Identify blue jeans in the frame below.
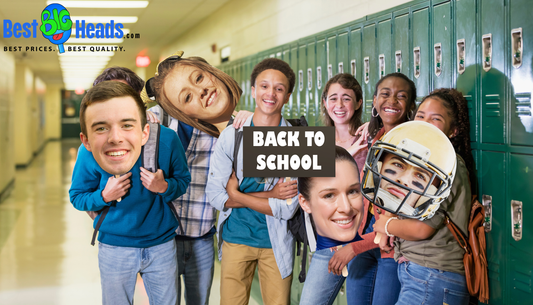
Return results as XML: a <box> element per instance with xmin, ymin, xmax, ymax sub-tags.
<box><xmin>299</xmin><ymin>248</ymin><xmax>346</xmax><ymax>305</ymax></box>
<box><xmin>396</xmin><ymin>261</ymin><xmax>470</xmax><ymax>305</ymax></box>
<box><xmin>98</xmin><ymin>239</ymin><xmax>178</xmax><ymax>305</ymax></box>
<box><xmin>175</xmin><ymin>234</ymin><xmax>215</xmax><ymax>305</ymax></box>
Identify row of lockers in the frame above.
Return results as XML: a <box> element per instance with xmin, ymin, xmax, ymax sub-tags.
<box><xmin>218</xmin><ymin>0</ymin><xmax>533</xmax><ymax>304</ymax></box>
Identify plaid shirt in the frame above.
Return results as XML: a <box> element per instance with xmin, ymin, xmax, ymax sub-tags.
<box><xmin>149</xmin><ymin>106</ymin><xmax>217</xmax><ymax>237</ymax></box>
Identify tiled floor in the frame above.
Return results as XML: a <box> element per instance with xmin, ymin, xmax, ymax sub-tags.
<box><xmin>0</xmin><ymin>140</ymin><xmax>259</xmax><ymax>305</ymax></box>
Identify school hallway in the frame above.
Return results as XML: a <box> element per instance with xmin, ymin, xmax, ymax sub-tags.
<box><xmin>0</xmin><ymin>139</ymin><xmax>260</xmax><ymax>305</ymax></box>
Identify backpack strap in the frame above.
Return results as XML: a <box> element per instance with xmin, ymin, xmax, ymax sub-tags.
<box><xmin>233</xmin><ymin>128</ymin><xmax>243</xmax><ymax>174</ymax></box>
<box><xmin>91</xmin><ymin>205</ymin><xmax>110</xmax><ymax>246</ymax></box>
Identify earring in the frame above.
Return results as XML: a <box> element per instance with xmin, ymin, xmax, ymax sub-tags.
<box><xmin>371</xmin><ymin>106</ymin><xmax>379</xmax><ymax>118</ymax></box>
<box><xmin>406</xmin><ymin>110</ymin><xmax>412</xmax><ymax>121</ymax></box>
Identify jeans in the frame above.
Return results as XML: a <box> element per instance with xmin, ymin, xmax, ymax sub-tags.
<box><xmin>396</xmin><ymin>261</ymin><xmax>470</xmax><ymax>305</ymax></box>
<box><xmin>346</xmin><ymin>213</ymin><xmax>401</xmax><ymax>305</ymax></box>
<box><xmin>98</xmin><ymin>239</ymin><xmax>178</xmax><ymax>305</ymax></box>
<box><xmin>299</xmin><ymin>248</ymin><xmax>346</xmax><ymax>305</ymax></box>
<box><xmin>175</xmin><ymin>234</ymin><xmax>215</xmax><ymax>305</ymax></box>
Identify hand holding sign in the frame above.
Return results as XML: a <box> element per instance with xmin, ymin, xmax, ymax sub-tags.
<box><xmin>102</xmin><ymin>173</ymin><xmax>132</xmax><ymax>203</ymax></box>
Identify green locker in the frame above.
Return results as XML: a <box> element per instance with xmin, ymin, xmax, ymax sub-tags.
<box><xmin>480</xmin><ymin>0</ymin><xmax>505</xmax><ymax>144</ymax></box>
<box><xmin>432</xmin><ymin>1</ymin><xmax>452</xmax><ymax>89</ymax></box>
<box><xmin>393</xmin><ymin>11</ymin><xmax>410</xmax><ymax>75</ymax></box>
<box><xmin>327</xmin><ymin>33</ymin><xmax>337</xmax><ymax>80</ymax></box>
<box><xmin>316</xmin><ymin>37</ymin><xmax>327</xmax><ymax>125</ymax></box>
<box><xmin>307</xmin><ymin>40</ymin><xmax>318</xmax><ymax>126</ymax></box>
<box><xmin>481</xmin><ymin>151</ymin><xmax>506</xmax><ymax>305</ymax></box>
<box><xmin>362</xmin><ymin>23</ymin><xmax>376</xmax><ymax>122</ymax></box>
<box><xmin>454</xmin><ymin>0</ymin><xmax>478</xmax><ymax>143</ymax></box>
<box><xmin>411</xmin><ymin>5</ymin><xmax>430</xmax><ymax>103</ymax></box>
<box><xmin>337</xmin><ymin>31</ymin><xmax>349</xmax><ymax>75</ymax></box>
<box><xmin>509</xmin><ymin>153</ymin><xmax>533</xmax><ymax>303</ymax></box>
<box><xmin>350</xmin><ymin>26</ymin><xmax>363</xmax><ymax>120</ymax></box>
<box><xmin>510</xmin><ymin>0</ymin><xmax>533</xmax><ymax>146</ymax></box>
<box><xmin>377</xmin><ymin>17</ymin><xmax>392</xmax><ymax>79</ymax></box>
<box><xmin>298</xmin><ymin>44</ymin><xmax>307</xmax><ymax>119</ymax></box>
<box><xmin>287</xmin><ymin>44</ymin><xmax>299</xmax><ymax>118</ymax></box>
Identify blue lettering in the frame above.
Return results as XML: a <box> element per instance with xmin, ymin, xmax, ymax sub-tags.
<box><xmin>3</xmin><ymin>20</ymin><xmax>12</xmax><ymax>38</ymax></box>
<box><xmin>86</xmin><ymin>23</ymin><xmax>95</xmax><ymax>38</ymax></box>
<box><xmin>105</xmin><ymin>20</ymin><xmax>114</xmax><ymax>38</ymax></box>
<box><xmin>32</xmin><ymin>20</ymin><xmax>38</xmax><ymax>38</ymax></box>
<box><xmin>23</xmin><ymin>22</ymin><xmax>31</xmax><ymax>38</ymax></box>
<box><xmin>13</xmin><ymin>22</ymin><xmax>22</xmax><ymax>38</ymax></box>
<box><xmin>95</xmin><ymin>23</ymin><xmax>104</xmax><ymax>38</ymax></box>
<box><xmin>76</xmin><ymin>20</ymin><xmax>85</xmax><ymax>38</ymax></box>
<box><xmin>115</xmin><ymin>23</ymin><xmax>123</xmax><ymax>38</ymax></box>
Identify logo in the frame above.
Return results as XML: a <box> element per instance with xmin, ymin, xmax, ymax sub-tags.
<box><xmin>40</xmin><ymin>3</ymin><xmax>72</xmax><ymax>53</ymax></box>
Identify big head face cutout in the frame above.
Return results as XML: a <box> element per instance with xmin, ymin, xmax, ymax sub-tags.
<box><xmin>80</xmin><ymin>83</ymin><xmax>149</xmax><ymax>175</ymax></box>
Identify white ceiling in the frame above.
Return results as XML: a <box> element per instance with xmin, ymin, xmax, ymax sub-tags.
<box><xmin>0</xmin><ymin>0</ymin><xmax>230</xmax><ymax>86</ymax></box>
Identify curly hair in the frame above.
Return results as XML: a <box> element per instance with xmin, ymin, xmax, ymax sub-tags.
<box><xmin>419</xmin><ymin>88</ymin><xmax>475</xmax><ymax>178</ymax></box>
<box><xmin>368</xmin><ymin>72</ymin><xmax>417</xmax><ymax>139</ymax></box>
<box><xmin>149</xmin><ymin>55</ymin><xmax>242</xmax><ymax>138</ymax></box>
<box><xmin>320</xmin><ymin>73</ymin><xmax>363</xmax><ymax>135</ymax></box>
<box><xmin>250</xmin><ymin>58</ymin><xmax>295</xmax><ymax>93</ymax></box>
<box><xmin>93</xmin><ymin>66</ymin><xmax>145</xmax><ymax>93</ymax></box>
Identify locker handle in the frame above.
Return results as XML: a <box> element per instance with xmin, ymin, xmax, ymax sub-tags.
<box><xmin>364</xmin><ymin>57</ymin><xmax>370</xmax><ymax>84</ymax></box>
<box><xmin>395</xmin><ymin>50</ymin><xmax>402</xmax><ymax>73</ymax></box>
<box><xmin>512</xmin><ymin>28</ymin><xmax>523</xmax><ymax>69</ymax></box>
<box><xmin>511</xmin><ymin>200</ymin><xmax>522</xmax><ymax>241</ymax></box>
<box><xmin>434</xmin><ymin>43</ymin><xmax>442</xmax><ymax>77</ymax></box>
<box><xmin>327</xmin><ymin>64</ymin><xmax>333</xmax><ymax>80</ymax></box>
<box><xmin>379</xmin><ymin>54</ymin><xmax>385</xmax><ymax>79</ymax></box>
<box><xmin>316</xmin><ymin>66</ymin><xmax>322</xmax><ymax>90</ymax></box>
<box><xmin>413</xmin><ymin>47</ymin><xmax>421</xmax><ymax>79</ymax></box>
<box><xmin>350</xmin><ymin>59</ymin><xmax>356</xmax><ymax>77</ymax></box>
<box><xmin>457</xmin><ymin>39</ymin><xmax>466</xmax><ymax>75</ymax></box>
<box><xmin>307</xmin><ymin>68</ymin><xmax>313</xmax><ymax>91</ymax></box>
<box><xmin>298</xmin><ymin>70</ymin><xmax>303</xmax><ymax>92</ymax></box>
<box><xmin>482</xmin><ymin>194</ymin><xmax>492</xmax><ymax>232</ymax></box>
<box><xmin>338</xmin><ymin>62</ymin><xmax>344</xmax><ymax>74</ymax></box>
<box><xmin>482</xmin><ymin>34</ymin><xmax>492</xmax><ymax>72</ymax></box>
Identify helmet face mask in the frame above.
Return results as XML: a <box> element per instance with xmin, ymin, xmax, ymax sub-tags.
<box><xmin>362</xmin><ymin>121</ymin><xmax>456</xmax><ymax>220</ymax></box>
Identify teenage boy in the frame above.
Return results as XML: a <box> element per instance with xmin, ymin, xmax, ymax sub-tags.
<box><xmin>70</xmin><ymin>81</ymin><xmax>191</xmax><ymax>305</ymax></box>
<box><xmin>207</xmin><ymin>58</ymin><xmax>298</xmax><ymax>305</ymax></box>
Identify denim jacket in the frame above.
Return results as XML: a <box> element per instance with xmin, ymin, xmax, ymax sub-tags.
<box><xmin>206</xmin><ymin>114</ymin><xmax>298</xmax><ymax>279</ymax></box>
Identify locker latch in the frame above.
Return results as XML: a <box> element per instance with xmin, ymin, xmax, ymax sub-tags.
<box><xmin>316</xmin><ymin>66</ymin><xmax>322</xmax><ymax>90</ymax></box>
<box><xmin>457</xmin><ymin>39</ymin><xmax>465</xmax><ymax>75</ymax></box>
<box><xmin>511</xmin><ymin>200</ymin><xmax>523</xmax><ymax>242</ymax></box>
<box><xmin>379</xmin><ymin>54</ymin><xmax>385</xmax><ymax>79</ymax></box>
<box><xmin>338</xmin><ymin>62</ymin><xmax>344</xmax><ymax>74</ymax></box>
<box><xmin>364</xmin><ymin>57</ymin><xmax>370</xmax><ymax>84</ymax></box>
<box><xmin>327</xmin><ymin>64</ymin><xmax>333</xmax><ymax>80</ymax></box>
<box><xmin>298</xmin><ymin>70</ymin><xmax>303</xmax><ymax>92</ymax></box>
<box><xmin>434</xmin><ymin>43</ymin><xmax>442</xmax><ymax>77</ymax></box>
<box><xmin>482</xmin><ymin>34</ymin><xmax>492</xmax><ymax>72</ymax></box>
<box><xmin>482</xmin><ymin>194</ymin><xmax>492</xmax><ymax>232</ymax></box>
<box><xmin>512</xmin><ymin>28</ymin><xmax>523</xmax><ymax>69</ymax></box>
<box><xmin>395</xmin><ymin>50</ymin><xmax>402</xmax><ymax>73</ymax></box>
<box><xmin>350</xmin><ymin>59</ymin><xmax>356</xmax><ymax>77</ymax></box>
<box><xmin>413</xmin><ymin>47</ymin><xmax>421</xmax><ymax>79</ymax></box>
<box><xmin>307</xmin><ymin>68</ymin><xmax>313</xmax><ymax>91</ymax></box>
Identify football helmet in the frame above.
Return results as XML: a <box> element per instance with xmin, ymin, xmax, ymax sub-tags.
<box><xmin>361</xmin><ymin>121</ymin><xmax>456</xmax><ymax>220</ymax></box>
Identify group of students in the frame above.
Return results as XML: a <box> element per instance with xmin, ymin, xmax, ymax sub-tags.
<box><xmin>69</xmin><ymin>50</ymin><xmax>475</xmax><ymax>305</ymax></box>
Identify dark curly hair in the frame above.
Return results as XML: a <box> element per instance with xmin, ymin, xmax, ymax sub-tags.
<box><xmin>320</xmin><ymin>73</ymin><xmax>363</xmax><ymax>135</ymax></box>
<box><xmin>250</xmin><ymin>58</ymin><xmax>295</xmax><ymax>94</ymax></box>
<box><xmin>418</xmin><ymin>88</ymin><xmax>475</xmax><ymax>180</ymax></box>
<box><xmin>93</xmin><ymin>66</ymin><xmax>145</xmax><ymax>93</ymax></box>
<box><xmin>368</xmin><ymin>72</ymin><xmax>417</xmax><ymax>139</ymax></box>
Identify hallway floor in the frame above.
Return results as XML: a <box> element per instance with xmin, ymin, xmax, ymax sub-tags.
<box><xmin>0</xmin><ymin>140</ymin><xmax>260</xmax><ymax>305</ymax></box>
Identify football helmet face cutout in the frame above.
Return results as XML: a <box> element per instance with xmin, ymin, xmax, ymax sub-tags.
<box><xmin>361</xmin><ymin>121</ymin><xmax>456</xmax><ymax>220</ymax></box>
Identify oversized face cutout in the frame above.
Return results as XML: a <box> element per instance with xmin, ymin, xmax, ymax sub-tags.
<box><xmin>298</xmin><ymin>160</ymin><xmax>363</xmax><ymax>242</ymax></box>
<box><xmin>163</xmin><ymin>65</ymin><xmax>233</xmax><ymax>123</ymax></box>
<box><xmin>80</xmin><ymin>96</ymin><xmax>149</xmax><ymax>175</ymax></box>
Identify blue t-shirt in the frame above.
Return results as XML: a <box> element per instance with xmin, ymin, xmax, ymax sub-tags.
<box><xmin>69</xmin><ymin>126</ymin><xmax>191</xmax><ymax>248</ymax></box>
<box><xmin>316</xmin><ymin>233</ymin><xmax>363</xmax><ymax>251</ymax></box>
<box><xmin>177</xmin><ymin>121</ymin><xmax>194</xmax><ymax>150</ymax></box>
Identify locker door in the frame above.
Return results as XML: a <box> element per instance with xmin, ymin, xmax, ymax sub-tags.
<box><xmin>432</xmin><ymin>1</ymin><xmax>452</xmax><ymax>89</ymax></box>
<box><xmin>362</xmin><ymin>23</ymin><xmax>376</xmax><ymax>122</ymax></box>
<box><xmin>481</xmin><ymin>151</ymin><xmax>507</xmax><ymax>305</ymax></box>
<box><xmin>510</xmin><ymin>0</ymin><xmax>533</xmax><ymax>146</ymax></box>
<box><xmin>316</xmin><ymin>37</ymin><xmax>327</xmax><ymax>125</ymax></box>
<box><xmin>454</xmin><ymin>0</ymin><xmax>478</xmax><ymax>143</ymax></box>
<box><xmin>337</xmin><ymin>31</ymin><xmax>349</xmax><ymax>75</ymax></box>
<box><xmin>286</xmin><ymin>45</ymin><xmax>298</xmax><ymax>118</ymax></box>
<box><xmin>237</xmin><ymin>62</ymin><xmax>243</xmax><ymax>111</ymax></box>
<box><xmin>327</xmin><ymin>34</ymin><xmax>336</xmax><ymax>80</ymax></box>
<box><xmin>480</xmin><ymin>0</ymin><xmax>505</xmax><ymax>144</ymax></box>
<box><xmin>350</xmin><ymin>26</ymin><xmax>363</xmax><ymax>122</ymax></box>
<box><xmin>307</xmin><ymin>41</ymin><xmax>318</xmax><ymax>126</ymax></box>
<box><xmin>412</xmin><ymin>6</ymin><xmax>430</xmax><ymax>103</ymax></box>
<box><xmin>377</xmin><ymin>18</ymin><xmax>392</xmax><ymax>79</ymax></box>
<box><xmin>393</xmin><ymin>13</ymin><xmax>410</xmax><ymax>75</ymax></box>
<box><xmin>297</xmin><ymin>44</ymin><xmax>307</xmax><ymax>119</ymax></box>
<box><xmin>509</xmin><ymin>154</ymin><xmax>533</xmax><ymax>304</ymax></box>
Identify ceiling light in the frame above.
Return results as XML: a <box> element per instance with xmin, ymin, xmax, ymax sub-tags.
<box><xmin>71</xmin><ymin>16</ymin><xmax>138</xmax><ymax>24</ymax></box>
<box><xmin>47</xmin><ymin>1</ymin><xmax>149</xmax><ymax>8</ymax></box>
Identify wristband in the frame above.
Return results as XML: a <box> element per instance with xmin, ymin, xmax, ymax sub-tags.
<box><xmin>385</xmin><ymin>217</ymin><xmax>398</xmax><ymax>237</ymax></box>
